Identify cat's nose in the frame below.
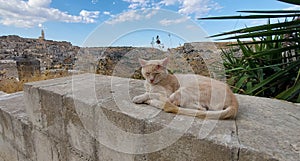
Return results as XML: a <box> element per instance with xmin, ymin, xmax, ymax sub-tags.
<box><xmin>150</xmin><ymin>79</ymin><xmax>154</xmax><ymax>83</ymax></box>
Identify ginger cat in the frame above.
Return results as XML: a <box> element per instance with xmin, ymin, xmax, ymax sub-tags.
<box><xmin>132</xmin><ymin>57</ymin><xmax>238</xmax><ymax>119</ymax></box>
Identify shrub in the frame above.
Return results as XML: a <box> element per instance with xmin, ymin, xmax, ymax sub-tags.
<box><xmin>200</xmin><ymin>0</ymin><xmax>300</xmax><ymax>102</ymax></box>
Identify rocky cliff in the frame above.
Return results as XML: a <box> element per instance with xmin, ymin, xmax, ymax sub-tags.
<box><xmin>76</xmin><ymin>43</ymin><xmax>222</xmax><ymax>80</ymax></box>
<box><xmin>1</xmin><ymin>35</ymin><xmax>227</xmax><ymax>80</ymax></box>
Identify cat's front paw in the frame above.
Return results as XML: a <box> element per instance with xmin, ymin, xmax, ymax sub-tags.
<box><xmin>132</xmin><ymin>95</ymin><xmax>146</xmax><ymax>104</ymax></box>
<box><xmin>163</xmin><ymin>101</ymin><xmax>179</xmax><ymax>113</ymax></box>
<box><xmin>171</xmin><ymin>99</ymin><xmax>180</xmax><ymax>106</ymax></box>
<box><xmin>169</xmin><ymin>93</ymin><xmax>181</xmax><ymax>106</ymax></box>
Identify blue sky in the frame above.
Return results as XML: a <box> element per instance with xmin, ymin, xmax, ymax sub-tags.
<box><xmin>0</xmin><ymin>0</ymin><xmax>298</xmax><ymax>47</ymax></box>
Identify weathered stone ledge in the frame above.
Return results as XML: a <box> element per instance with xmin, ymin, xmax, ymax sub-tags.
<box><xmin>0</xmin><ymin>74</ymin><xmax>299</xmax><ymax>161</ymax></box>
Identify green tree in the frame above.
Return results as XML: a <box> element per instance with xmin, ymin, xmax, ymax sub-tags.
<box><xmin>200</xmin><ymin>0</ymin><xmax>300</xmax><ymax>102</ymax></box>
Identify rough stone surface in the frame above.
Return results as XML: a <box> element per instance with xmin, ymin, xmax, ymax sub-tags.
<box><xmin>0</xmin><ymin>92</ymin><xmax>35</xmax><ymax>161</ymax></box>
<box><xmin>0</xmin><ymin>91</ymin><xmax>7</xmax><ymax>96</ymax></box>
<box><xmin>0</xmin><ymin>74</ymin><xmax>299</xmax><ymax>161</ymax></box>
<box><xmin>236</xmin><ymin>96</ymin><xmax>300</xmax><ymax>161</ymax></box>
<box><xmin>77</xmin><ymin>43</ymin><xmax>219</xmax><ymax>80</ymax></box>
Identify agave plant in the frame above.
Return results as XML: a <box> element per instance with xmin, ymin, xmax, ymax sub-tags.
<box><xmin>200</xmin><ymin>0</ymin><xmax>300</xmax><ymax>102</ymax></box>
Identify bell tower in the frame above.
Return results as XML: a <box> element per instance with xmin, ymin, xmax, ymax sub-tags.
<box><xmin>38</xmin><ymin>29</ymin><xmax>45</xmax><ymax>40</ymax></box>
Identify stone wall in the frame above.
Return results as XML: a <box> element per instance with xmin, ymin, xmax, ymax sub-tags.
<box><xmin>0</xmin><ymin>74</ymin><xmax>299</xmax><ymax>161</ymax></box>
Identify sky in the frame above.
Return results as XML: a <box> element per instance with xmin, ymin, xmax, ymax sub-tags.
<box><xmin>0</xmin><ymin>0</ymin><xmax>298</xmax><ymax>47</ymax></box>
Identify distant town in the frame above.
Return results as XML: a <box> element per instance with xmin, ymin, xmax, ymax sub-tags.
<box><xmin>1</xmin><ymin>30</ymin><xmax>79</xmax><ymax>75</ymax></box>
<box><xmin>0</xmin><ymin>30</ymin><xmax>232</xmax><ymax>83</ymax></box>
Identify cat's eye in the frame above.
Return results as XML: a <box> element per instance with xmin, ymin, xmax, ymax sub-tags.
<box><xmin>154</xmin><ymin>72</ymin><xmax>160</xmax><ymax>75</ymax></box>
<box><xmin>145</xmin><ymin>72</ymin><xmax>150</xmax><ymax>76</ymax></box>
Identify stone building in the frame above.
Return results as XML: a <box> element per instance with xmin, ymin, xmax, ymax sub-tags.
<box><xmin>38</xmin><ymin>29</ymin><xmax>45</xmax><ymax>41</ymax></box>
<box><xmin>16</xmin><ymin>55</ymin><xmax>41</xmax><ymax>80</ymax></box>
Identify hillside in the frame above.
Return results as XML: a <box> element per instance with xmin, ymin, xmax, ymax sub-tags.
<box><xmin>0</xmin><ymin>35</ymin><xmax>79</xmax><ymax>70</ymax></box>
<box><xmin>1</xmin><ymin>35</ymin><xmax>231</xmax><ymax>80</ymax></box>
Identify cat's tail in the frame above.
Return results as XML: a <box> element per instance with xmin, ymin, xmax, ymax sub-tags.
<box><xmin>163</xmin><ymin>97</ymin><xmax>238</xmax><ymax>120</ymax></box>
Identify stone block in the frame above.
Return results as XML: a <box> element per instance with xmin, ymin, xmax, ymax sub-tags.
<box><xmin>0</xmin><ymin>119</ymin><xmax>2</xmax><ymax>134</ymax></box>
<box><xmin>11</xmin><ymin>114</ymin><xmax>34</xmax><ymax>160</ymax></box>
<box><xmin>66</xmin><ymin>122</ymin><xmax>95</xmax><ymax>157</ymax></box>
<box><xmin>39</xmin><ymin>87</ymin><xmax>65</xmax><ymax>138</ymax></box>
<box><xmin>23</xmin><ymin>74</ymin><xmax>81</xmax><ymax>129</ymax></box>
<box><xmin>24</xmin><ymin>85</ymin><xmax>43</xmax><ymax>128</ymax></box>
<box><xmin>0</xmin><ymin>135</ymin><xmax>18</xmax><ymax>161</ymax></box>
<box><xmin>33</xmin><ymin>130</ymin><xmax>68</xmax><ymax>161</ymax></box>
<box><xmin>97</xmin><ymin>142</ymin><xmax>135</xmax><ymax>161</ymax></box>
<box><xmin>0</xmin><ymin>92</ymin><xmax>36</xmax><ymax>161</ymax></box>
<box><xmin>0</xmin><ymin>106</ymin><xmax>14</xmax><ymax>141</ymax></box>
<box><xmin>19</xmin><ymin>74</ymin><xmax>300</xmax><ymax>161</ymax></box>
<box><xmin>64</xmin><ymin>93</ymin><xmax>97</xmax><ymax>158</ymax></box>
<box><xmin>24</xmin><ymin>74</ymin><xmax>91</xmax><ymax>138</ymax></box>
<box><xmin>236</xmin><ymin>95</ymin><xmax>300</xmax><ymax>161</ymax></box>
<box><xmin>0</xmin><ymin>93</ymin><xmax>26</xmax><ymax>142</ymax></box>
<box><xmin>17</xmin><ymin>152</ymin><xmax>32</xmax><ymax>161</ymax></box>
<box><xmin>67</xmin><ymin>146</ymin><xmax>94</xmax><ymax>161</ymax></box>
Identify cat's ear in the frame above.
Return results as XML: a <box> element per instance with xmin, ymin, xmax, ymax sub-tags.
<box><xmin>162</xmin><ymin>57</ymin><xmax>169</xmax><ymax>67</ymax></box>
<box><xmin>138</xmin><ymin>58</ymin><xmax>147</xmax><ymax>67</ymax></box>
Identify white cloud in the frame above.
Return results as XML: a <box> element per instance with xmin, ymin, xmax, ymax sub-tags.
<box><xmin>80</xmin><ymin>10</ymin><xmax>99</xmax><ymax>18</ymax></box>
<box><xmin>80</xmin><ymin>10</ymin><xmax>100</xmax><ymax>23</ymax></box>
<box><xmin>123</xmin><ymin>0</ymin><xmax>151</xmax><ymax>9</ymax></box>
<box><xmin>103</xmin><ymin>11</ymin><xmax>111</xmax><ymax>15</ymax></box>
<box><xmin>106</xmin><ymin>9</ymin><xmax>157</xmax><ymax>25</ymax></box>
<box><xmin>128</xmin><ymin>3</ymin><xmax>140</xmax><ymax>9</ymax></box>
<box><xmin>178</xmin><ymin>0</ymin><xmax>221</xmax><ymax>17</ymax></box>
<box><xmin>159</xmin><ymin>17</ymin><xmax>188</xmax><ymax>26</ymax></box>
<box><xmin>28</xmin><ymin>0</ymin><xmax>51</xmax><ymax>7</ymax></box>
<box><xmin>91</xmin><ymin>0</ymin><xmax>98</xmax><ymax>4</ymax></box>
<box><xmin>107</xmin><ymin>0</ymin><xmax>221</xmax><ymax>25</ymax></box>
<box><xmin>145</xmin><ymin>9</ymin><xmax>158</xmax><ymax>18</ymax></box>
<box><xmin>159</xmin><ymin>0</ymin><xmax>178</xmax><ymax>6</ymax></box>
<box><xmin>0</xmin><ymin>0</ymin><xmax>100</xmax><ymax>28</ymax></box>
<box><xmin>123</xmin><ymin>0</ymin><xmax>221</xmax><ymax>17</ymax></box>
<box><xmin>106</xmin><ymin>10</ymin><xmax>142</xmax><ymax>25</ymax></box>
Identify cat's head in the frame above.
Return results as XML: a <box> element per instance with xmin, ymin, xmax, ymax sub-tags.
<box><xmin>138</xmin><ymin>57</ymin><xmax>169</xmax><ymax>84</ymax></box>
